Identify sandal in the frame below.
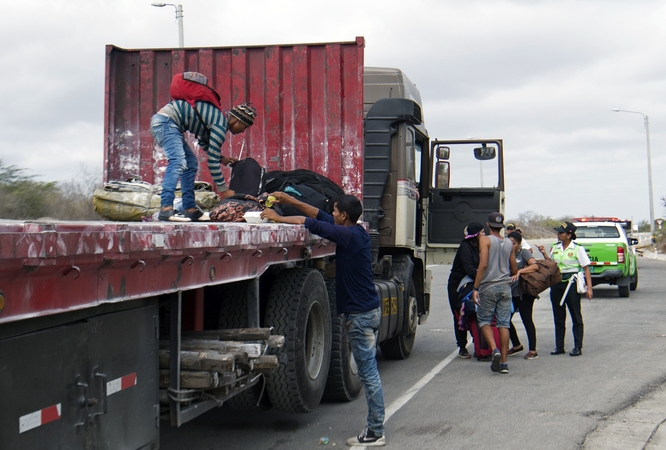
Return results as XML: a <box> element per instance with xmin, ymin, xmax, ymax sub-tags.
<box><xmin>507</xmin><ymin>345</ymin><xmax>524</xmax><ymax>356</ymax></box>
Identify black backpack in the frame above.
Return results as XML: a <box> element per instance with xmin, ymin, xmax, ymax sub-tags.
<box><xmin>229</xmin><ymin>158</ymin><xmax>264</xmax><ymax>196</ymax></box>
<box><xmin>262</xmin><ymin>169</ymin><xmax>345</xmax><ymax>216</ymax></box>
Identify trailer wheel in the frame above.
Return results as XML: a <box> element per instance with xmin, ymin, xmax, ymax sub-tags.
<box><xmin>322</xmin><ymin>280</ymin><xmax>362</xmax><ymax>402</ymax></box>
<box><xmin>216</xmin><ymin>281</ymin><xmax>248</xmax><ymax>329</ymax></box>
<box><xmin>225</xmin><ymin>381</ymin><xmax>271</xmax><ymax>411</ymax></box>
<box><xmin>380</xmin><ymin>281</ymin><xmax>417</xmax><ymax>360</ymax></box>
<box><xmin>264</xmin><ymin>269</ymin><xmax>332</xmax><ymax>412</ymax></box>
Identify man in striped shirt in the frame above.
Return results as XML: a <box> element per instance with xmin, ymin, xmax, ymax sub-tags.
<box><xmin>150</xmin><ymin>101</ymin><xmax>257</xmax><ymax>222</ymax></box>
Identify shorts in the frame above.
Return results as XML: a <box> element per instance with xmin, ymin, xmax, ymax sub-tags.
<box><xmin>477</xmin><ymin>283</ymin><xmax>512</xmax><ymax>328</ymax></box>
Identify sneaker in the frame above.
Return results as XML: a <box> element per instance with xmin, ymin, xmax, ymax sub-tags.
<box><xmin>158</xmin><ymin>209</ymin><xmax>191</xmax><ymax>222</ymax></box>
<box><xmin>490</xmin><ymin>349</ymin><xmax>501</xmax><ymax>372</ymax></box>
<box><xmin>524</xmin><ymin>351</ymin><xmax>539</xmax><ymax>360</ymax></box>
<box><xmin>507</xmin><ymin>345</ymin><xmax>524</xmax><ymax>357</ymax></box>
<box><xmin>499</xmin><ymin>363</ymin><xmax>509</xmax><ymax>374</ymax></box>
<box><xmin>346</xmin><ymin>428</ymin><xmax>386</xmax><ymax>447</ymax></box>
<box><xmin>182</xmin><ymin>209</ymin><xmax>207</xmax><ymax>222</ymax></box>
<box><xmin>458</xmin><ymin>347</ymin><xmax>471</xmax><ymax>359</ymax></box>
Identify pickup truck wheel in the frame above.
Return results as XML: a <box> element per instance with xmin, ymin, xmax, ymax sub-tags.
<box><xmin>264</xmin><ymin>269</ymin><xmax>331</xmax><ymax>412</ymax></box>
<box><xmin>322</xmin><ymin>280</ymin><xmax>362</xmax><ymax>402</ymax></box>
<box><xmin>630</xmin><ymin>271</ymin><xmax>638</xmax><ymax>291</ymax></box>
<box><xmin>379</xmin><ymin>282</ymin><xmax>417</xmax><ymax>360</ymax></box>
<box><xmin>618</xmin><ymin>284</ymin><xmax>630</xmax><ymax>298</ymax></box>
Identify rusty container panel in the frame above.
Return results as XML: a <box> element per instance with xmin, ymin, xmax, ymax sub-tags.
<box><xmin>104</xmin><ymin>38</ymin><xmax>365</xmax><ymax>197</ymax></box>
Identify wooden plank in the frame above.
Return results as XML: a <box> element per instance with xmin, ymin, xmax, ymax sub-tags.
<box><xmin>179</xmin><ymin>340</ymin><xmax>264</xmax><ymax>358</ymax></box>
<box><xmin>252</xmin><ymin>355</ymin><xmax>279</xmax><ymax>373</ymax></box>
<box><xmin>159</xmin><ymin>370</ymin><xmax>219</xmax><ymax>389</ymax></box>
<box><xmin>181</xmin><ymin>328</ymin><xmax>272</xmax><ymax>341</ymax></box>
<box><xmin>159</xmin><ymin>350</ymin><xmax>235</xmax><ymax>372</ymax></box>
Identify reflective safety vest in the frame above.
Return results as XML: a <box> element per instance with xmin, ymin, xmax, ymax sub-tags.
<box><xmin>552</xmin><ymin>243</ymin><xmax>582</xmax><ymax>274</ymax></box>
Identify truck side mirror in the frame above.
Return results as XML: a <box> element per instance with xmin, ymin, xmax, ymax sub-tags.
<box><xmin>474</xmin><ymin>146</ymin><xmax>496</xmax><ymax>160</ymax></box>
<box><xmin>435</xmin><ymin>161</ymin><xmax>450</xmax><ymax>188</ymax></box>
<box><xmin>436</xmin><ymin>145</ymin><xmax>450</xmax><ymax>160</ymax></box>
<box><xmin>630</xmin><ymin>238</ymin><xmax>639</xmax><ymax>246</ymax></box>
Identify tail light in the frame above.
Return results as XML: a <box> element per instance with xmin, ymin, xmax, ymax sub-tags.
<box><xmin>617</xmin><ymin>246</ymin><xmax>625</xmax><ymax>263</ymax></box>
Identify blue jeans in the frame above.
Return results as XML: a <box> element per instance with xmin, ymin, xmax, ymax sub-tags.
<box><xmin>477</xmin><ymin>283</ymin><xmax>512</xmax><ymax>328</ymax></box>
<box><xmin>150</xmin><ymin>114</ymin><xmax>199</xmax><ymax>210</ymax></box>
<box><xmin>346</xmin><ymin>307</ymin><xmax>385</xmax><ymax>436</ymax></box>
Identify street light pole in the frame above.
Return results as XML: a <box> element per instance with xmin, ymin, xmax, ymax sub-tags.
<box><xmin>151</xmin><ymin>3</ymin><xmax>184</xmax><ymax>48</ymax></box>
<box><xmin>612</xmin><ymin>108</ymin><xmax>655</xmax><ymax>235</ymax></box>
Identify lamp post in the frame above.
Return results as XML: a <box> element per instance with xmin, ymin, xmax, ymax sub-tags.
<box><xmin>612</xmin><ymin>108</ymin><xmax>655</xmax><ymax>235</ymax></box>
<box><xmin>151</xmin><ymin>3</ymin><xmax>184</xmax><ymax>48</ymax></box>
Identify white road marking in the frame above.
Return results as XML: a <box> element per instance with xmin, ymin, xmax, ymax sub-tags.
<box><xmin>349</xmin><ymin>349</ymin><xmax>459</xmax><ymax>449</ymax></box>
<box><xmin>384</xmin><ymin>348</ymin><xmax>458</xmax><ymax>422</ymax></box>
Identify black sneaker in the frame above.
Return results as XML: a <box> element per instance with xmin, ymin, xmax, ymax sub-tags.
<box><xmin>182</xmin><ymin>209</ymin><xmax>207</xmax><ymax>222</ymax></box>
<box><xmin>158</xmin><ymin>209</ymin><xmax>191</xmax><ymax>222</ymax></box>
<box><xmin>346</xmin><ymin>428</ymin><xmax>386</xmax><ymax>447</ymax></box>
<box><xmin>458</xmin><ymin>347</ymin><xmax>471</xmax><ymax>359</ymax></box>
<box><xmin>491</xmin><ymin>349</ymin><xmax>501</xmax><ymax>372</ymax></box>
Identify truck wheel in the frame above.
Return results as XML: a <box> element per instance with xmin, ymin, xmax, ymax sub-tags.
<box><xmin>379</xmin><ymin>282</ymin><xmax>418</xmax><ymax>360</ymax></box>
<box><xmin>322</xmin><ymin>280</ymin><xmax>362</xmax><ymax>402</ymax></box>
<box><xmin>216</xmin><ymin>281</ymin><xmax>248</xmax><ymax>329</ymax></box>
<box><xmin>225</xmin><ymin>382</ymin><xmax>271</xmax><ymax>411</ymax></box>
<box><xmin>630</xmin><ymin>271</ymin><xmax>638</xmax><ymax>291</ymax></box>
<box><xmin>618</xmin><ymin>284</ymin><xmax>630</xmax><ymax>298</ymax></box>
<box><xmin>264</xmin><ymin>269</ymin><xmax>332</xmax><ymax>412</ymax></box>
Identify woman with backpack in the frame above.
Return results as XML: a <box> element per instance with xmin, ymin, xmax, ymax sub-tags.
<box><xmin>507</xmin><ymin>231</ymin><xmax>539</xmax><ymax>360</ymax></box>
<box><xmin>537</xmin><ymin>222</ymin><xmax>593</xmax><ymax>357</ymax></box>
<box><xmin>446</xmin><ymin>222</ymin><xmax>484</xmax><ymax>359</ymax></box>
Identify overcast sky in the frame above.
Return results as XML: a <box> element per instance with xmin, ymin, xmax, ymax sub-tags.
<box><xmin>2</xmin><ymin>0</ymin><xmax>665</xmax><ymax>224</ymax></box>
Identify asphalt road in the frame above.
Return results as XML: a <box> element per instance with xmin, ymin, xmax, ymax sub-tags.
<box><xmin>160</xmin><ymin>256</ymin><xmax>666</xmax><ymax>450</ymax></box>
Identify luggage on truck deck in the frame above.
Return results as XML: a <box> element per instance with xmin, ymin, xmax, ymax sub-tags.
<box><xmin>209</xmin><ymin>193</ymin><xmax>280</xmax><ymax>222</ymax></box>
<box><xmin>262</xmin><ymin>169</ymin><xmax>345</xmax><ymax>216</ymax></box>
<box><xmin>93</xmin><ymin>180</ymin><xmax>220</xmax><ymax>221</ymax></box>
<box><xmin>229</xmin><ymin>158</ymin><xmax>264</xmax><ymax>196</ymax></box>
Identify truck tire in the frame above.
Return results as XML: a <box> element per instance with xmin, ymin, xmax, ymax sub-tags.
<box><xmin>630</xmin><ymin>271</ymin><xmax>638</xmax><ymax>291</ymax></box>
<box><xmin>216</xmin><ymin>281</ymin><xmax>248</xmax><ymax>329</ymax></box>
<box><xmin>264</xmin><ymin>269</ymin><xmax>332</xmax><ymax>412</ymax></box>
<box><xmin>618</xmin><ymin>284</ymin><xmax>630</xmax><ymax>298</ymax></box>
<box><xmin>322</xmin><ymin>280</ymin><xmax>362</xmax><ymax>402</ymax></box>
<box><xmin>379</xmin><ymin>281</ymin><xmax>418</xmax><ymax>360</ymax></box>
<box><xmin>215</xmin><ymin>281</ymin><xmax>272</xmax><ymax>411</ymax></box>
<box><xmin>225</xmin><ymin>382</ymin><xmax>271</xmax><ymax>411</ymax></box>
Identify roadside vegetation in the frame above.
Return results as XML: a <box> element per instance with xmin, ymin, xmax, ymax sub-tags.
<box><xmin>0</xmin><ymin>160</ymin><xmax>102</xmax><ymax>220</ymax></box>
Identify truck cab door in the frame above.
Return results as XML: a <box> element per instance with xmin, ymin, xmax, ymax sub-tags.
<box><xmin>425</xmin><ymin>139</ymin><xmax>505</xmax><ymax>264</ymax></box>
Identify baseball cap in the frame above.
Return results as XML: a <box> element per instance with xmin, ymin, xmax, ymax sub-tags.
<box><xmin>554</xmin><ymin>221</ymin><xmax>577</xmax><ymax>234</ymax></box>
<box><xmin>464</xmin><ymin>222</ymin><xmax>484</xmax><ymax>239</ymax></box>
<box><xmin>506</xmin><ymin>223</ymin><xmax>516</xmax><ymax>230</ymax></box>
<box><xmin>487</xmin><ymin>212</ymin><xmax>505</xmax><ymax>229</ymax></box>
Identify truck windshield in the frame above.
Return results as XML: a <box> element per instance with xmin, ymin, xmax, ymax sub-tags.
<box><xmin>431</xmin><ymin>142</ymin><xmax>499</xmax><ymax>188</ymax></box>
<box><xmin>576</xmin><ymin>226</ymin><xmax>621</xmax><ymax>239</ymax></box>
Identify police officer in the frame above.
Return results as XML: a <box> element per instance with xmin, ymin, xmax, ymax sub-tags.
<box><xmin>537</xmin><ymin>222</ymin><xmax>593</xmax><ymax>357</ymax></box>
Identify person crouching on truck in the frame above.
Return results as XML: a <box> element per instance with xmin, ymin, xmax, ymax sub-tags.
<box><xmin>150</xmin><ymin>102</ymin><xmax>257</xmax><ymax>222</ymax></box>
<box><xmin>261</xmin><ymin>192</ymin><xmax>387</xmax><ymax>447</ymax></box>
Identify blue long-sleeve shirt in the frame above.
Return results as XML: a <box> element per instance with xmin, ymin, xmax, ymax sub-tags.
<box><xmin>304</xmin><ymin>211</ymin><xmax>380</xmax><ymax>315</ymax></box>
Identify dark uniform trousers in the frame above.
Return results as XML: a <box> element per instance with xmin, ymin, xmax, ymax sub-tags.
<box><xmin>549</xmin><ymin>280</ymin><xmax>584</xmax><ymax>349</ymax></box>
